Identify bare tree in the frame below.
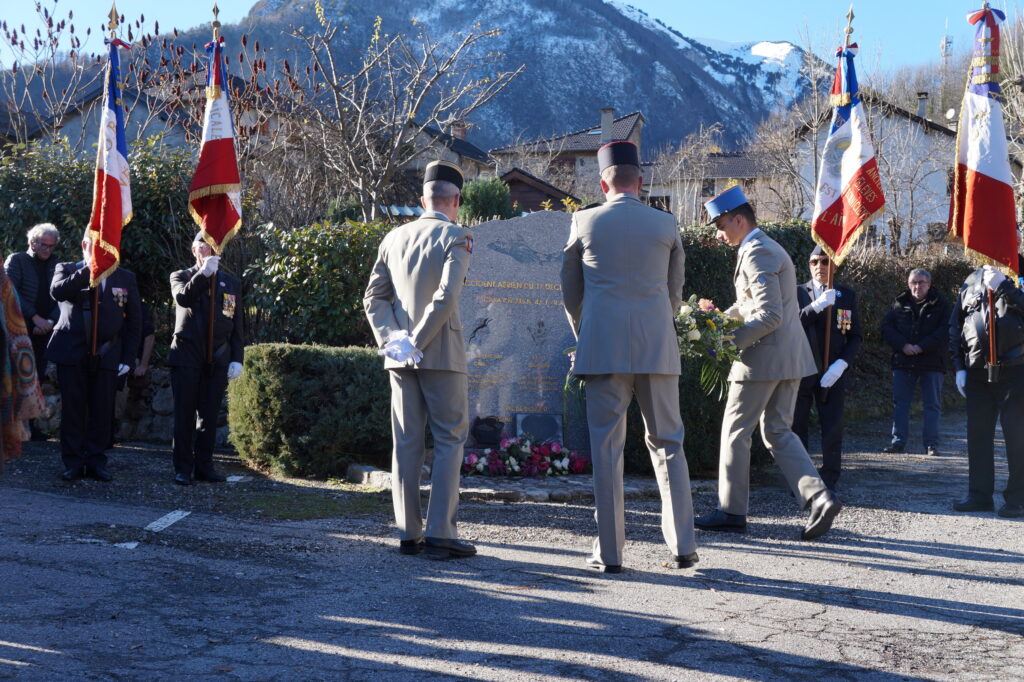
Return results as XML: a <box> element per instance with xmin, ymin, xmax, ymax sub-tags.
<box><xmin>287</xmin><ymin>7</ymin><xmax>522</xmax><ymax>221</ymax></box>
<box><xmin>645</xmin><ymin>123</ymin><xmax>723</xmax><ymax>226</ymax></box>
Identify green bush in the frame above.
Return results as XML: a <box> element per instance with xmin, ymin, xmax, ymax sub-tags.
<box><xmin>228</xmin><ymin>343</ymin><xmax>392</xmax><ymax>477</ymax></box>
<box><xmin>459</xmin><ymin>177</ymin><xmax>515</xmax><ymax>223</ymax></box>
<box><xmin>246</xmin><ymin>221</ymin><xmax>391</xmax><ymax>346</ymax></box>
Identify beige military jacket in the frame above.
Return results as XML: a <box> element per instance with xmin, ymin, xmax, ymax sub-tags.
<box><xmin>363</xmin><ymin>212</ymin><xmax>473</xmax><ymax>373</ymax></box>
<box><xmin>561</xmin><ymin>194</ymin><xmax>684</xmax><ymax>376</ymax></box>
<box><xmin>724</xmin><ymin>229</ymin><xmax>816</xmax><ymax>382</ymax></box>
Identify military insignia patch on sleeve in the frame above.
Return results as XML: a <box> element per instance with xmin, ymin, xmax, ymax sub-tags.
<box><xmin>756</xmin><ymin>274</ymin><xmax>768</xmax><ymax>286</ymax></box>
<box><xmin>465</xmin><ymin>235</ymin><xmax>474</xmax><ymax>254</ymax></box>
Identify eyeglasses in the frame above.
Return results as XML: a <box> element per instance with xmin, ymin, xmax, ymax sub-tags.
<box><xmin>908</xmin><ymin>280</ymin><xmax>929</xmax><ymax>286</ymax></box>
<box><xmin>33</xmin><ymin>241</ymin><xmax>56</xmax><ymax>249</ymax></box>
<box><xmin>809</xmin><ymin>257</ymin><xmax>830</xmax><ymax>265</ymax></box>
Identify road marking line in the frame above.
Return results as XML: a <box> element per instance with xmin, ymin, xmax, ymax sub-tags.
<box><xmin>114</xmin><ymin>542</ymin><xmax>139</xmax><ymax>550</ymax></box>
<box><xmin>0</xmin><ymin>641</ymin><xmax>60</xmax><ymax>654</ymax></box>
<box><xmin>144</xmin><ymin>510</ymin><xmax>191</xmax><ymax>533</ymax></box>
<box><xmin>227</xmin><ymin>475</ymin><xmax>251</xmax><ymax>483</ymax></box>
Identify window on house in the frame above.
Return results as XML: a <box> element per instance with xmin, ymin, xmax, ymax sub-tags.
<box><xmin>700</xmin><ymin>179</ymin><xmax>716</xmax><ymax>197</ymax></box>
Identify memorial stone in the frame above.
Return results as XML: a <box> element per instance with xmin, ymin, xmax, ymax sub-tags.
<box><xmin>459</xmin><ymin>211</ymin><xmax>587</xmax><ymax>449</ymax></box>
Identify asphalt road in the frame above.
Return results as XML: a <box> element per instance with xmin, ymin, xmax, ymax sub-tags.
<box><xmin>1</xmin><ymin>410</ymin><xmax>1022</xmax><ymax>681</ymax></box>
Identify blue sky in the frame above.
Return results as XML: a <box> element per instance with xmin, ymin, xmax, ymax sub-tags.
<box><xmin>1</xmin><ymin>0</ymin><xmax>1020</xmax><ymax>71</ymax></box>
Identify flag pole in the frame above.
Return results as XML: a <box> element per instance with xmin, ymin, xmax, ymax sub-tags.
<box><xmin>205</xmin><ymin>1</ymin><xmax>221</xmax><ymax>371</ymax></box>
<box><xmin>91</xmin><ymin>2</ymin><xmax>120</xmax><ymax>367</ymax></box>
<box><xmin>983</xmin><ymin>0</ymin><xmax>999</xmax><ymax>382</ymax></box>
<box><xmin>821</xmin><ymin>5</ymin><xmax>854</xmax><ymax>401</ymax></box>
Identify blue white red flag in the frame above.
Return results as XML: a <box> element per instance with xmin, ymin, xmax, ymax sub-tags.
<box><xmin>88</xmin><ymin>38</ymin><xmax>132</xmax><ymax>287</ymax></box>
<box><xmin>810</xmin><ymin>43</ymin><xmax>885</xmax><ymax>265</ymax></box>
<box><xmin>949</xmin><ymin>6</ymin><xmax>1019</xmax><ymax>274</ymax></box>
<box><xmin>188</xmin><ymin>36</ymin><xmax>242</xmax><ymax>254</ymax></box>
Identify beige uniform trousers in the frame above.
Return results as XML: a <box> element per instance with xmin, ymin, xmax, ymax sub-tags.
<box><xmin>389</xmin><ymin>369</ymin><xmax>468</xmax><ymax>541</ymax></box>
<box><xmin>585</xmin><ymin>373</ymin><xmax>696</xmax><ymax>566</ymax></box>
<box><xmin>719</xmin><ymin>378</ymin><xmax>827</xmax><ymax>515</ymax></box>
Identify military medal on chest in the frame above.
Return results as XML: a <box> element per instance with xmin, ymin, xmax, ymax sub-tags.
<box><xmin>222</xmin><ymin>292</ymin><xmax>236</xmax><ymax>319</ymax></box>
<box><xmin>836</xmin><ymin>308</ymin><xmax>852</xmax><ymax>334</ymax></box>
<box><xmin>112</xmin><ymin>287</ymin><xmax>128</xmax><ymax>308</ymax></box>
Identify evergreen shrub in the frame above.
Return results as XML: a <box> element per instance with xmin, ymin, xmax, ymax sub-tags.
<box><xmin>459</xmin><ymin>177</ymin><xmax>515</xmax><ymax>223</ymax></box>
<box><xmin>228</xmin><ymin>343</ymin><xmax>392</xmax><ymax>477</ymax></box>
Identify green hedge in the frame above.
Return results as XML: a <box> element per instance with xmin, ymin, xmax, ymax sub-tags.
<box><xmin>228</xmin><ymin>343</ymin><xmax>392</xmax><ymax>477</ymax></box>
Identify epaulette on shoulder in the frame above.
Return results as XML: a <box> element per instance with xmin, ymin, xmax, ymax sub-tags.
<box><xmin>578</xmin><ymin>202</ymin><xmax>603</xmax><ymax>211</ymax></box>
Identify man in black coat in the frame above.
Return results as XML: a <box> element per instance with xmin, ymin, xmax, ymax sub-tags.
<box><xmin>950</xmin><ymin>261</ymin><xmax>1024</xmax><ymax>518</ymax></box>
<box><xmin>168</xmin><ymin>233</ymin><xmax>245</xmax><ymax>486</ymax></box>
<box><xmin>880</xmin><ymin>268</ymin><xmax>949</xmax><ymax>456</ymax></box>
<box><xmin>48</xmin><ymin>233</ymin><xmax>141</xmax><ymax>481</ymax></box>
<box><xmin>792</xmin><ymin>246</ymin><xmax>862</xmax><ymax>491</ymax></box>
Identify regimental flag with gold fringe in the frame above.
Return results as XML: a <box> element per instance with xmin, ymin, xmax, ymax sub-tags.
<box><xmin>188</xmin><ymin>36</ymin><xmax>242</xmax><ymax>254</ymax></box>
<box><xmin>88</xmin><ymin>38</ymin><xmax>132</xmax><ymax>287</ymax></box>
<box><xmin>810</xmin><ymin>42</ymin><xmax>885</xmax><ymax>265</ymax></box>
<box><xmin>949</xmin><ymin>5</ymin><xmax>1020</xmax><ymax>274</ymax></box>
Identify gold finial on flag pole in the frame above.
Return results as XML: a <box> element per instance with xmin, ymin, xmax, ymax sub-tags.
<box><xmin>108</xmin><ymin>2</ymin><xmax>119</xmax><ymax>38</ymax></box>
<box><xmin>213</xmin><ymin>1</ymin><xmax>221</xmax><ymax>40</ymax></box>
<box><xmin>844</xmin><ymin>5</ymin><xmax>855</xmax><ymax>47</ymax></box>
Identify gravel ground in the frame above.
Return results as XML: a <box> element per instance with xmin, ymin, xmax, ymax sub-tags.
<box><xmin>1</xmin><ymin>407</ymin><xmax>1022</xmax><ymax>680</ymax></box>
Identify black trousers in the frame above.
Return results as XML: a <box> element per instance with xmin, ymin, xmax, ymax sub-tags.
<box><xmin>171</xmin><ymin>364</ymin><xmax>228</xmax><ymax>477</ymax></box>
<box><xmin>57</xmin><ymin>363</ymin><xmax>116</xmax><ymax>471</ymax></box>
<box><xmin>792</xmin><ymin>373</ymin><xmax>847</xmax><ymax>487</ymax></box>
<box><xmin>31</xmin><ymin>332</ymin><xmax>49</xmax><ymax>380</ymax></box>
<box><xmin>965</xmin><ymin>365</ymin><xmax>1024</xmax><ymax>505</ymax></box>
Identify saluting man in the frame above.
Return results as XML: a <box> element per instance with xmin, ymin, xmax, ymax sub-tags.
<box><xmin>364</xmin><ymin>160</ymin><xmax>476</xmax><ymax>560</ymax></box>
<box><xmin>561</xmin><ymin>140</ymin><xmax>697</xmax><ymax>574</ymax></box>
<box><xmin>792</xmin><ymin>245</ymin><xmax>862</xmax><ymax>491</ymax></box>
<box><xmin>49</xmin><ymin>230</ymin><xmax>141</xmax><ymax>482</ymax></box>
<box><xmin>168</xmin><ymin>233</ymin><xmax>244</xmax><ymax>486</ymax></box>
<box><xmin>696</xmin><ymin>186</ymin><xmax>841</xmax><ymax>540</ymax></box>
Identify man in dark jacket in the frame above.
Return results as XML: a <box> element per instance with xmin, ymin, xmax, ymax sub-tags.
<box><xmin>950</xmin><ymin>261</ymin><xmax>1024</xmax><ymax>518</ymax></box>
<box><xmin>792</xmin><ymin>246</ymin><xmax>862</xmax><ymax>491</ymax></box>
<box><xmin>880</xmin><ymin>268</ymin><xmax>950</xmax><ymax>456</ymax></box>
<box><xmin>168</xmin><ymin>233</ymin><xmax>245</xmax><ymax>486</ymax></box>
<box><xmin>48</xmin><ymin>233</ymin><xmax>142</xmax><ymax>481</ymax></box>
<box><xmin>5</xmin><ymin>223</ymin><xmax>61</xmax><ymax>440</ymax></box>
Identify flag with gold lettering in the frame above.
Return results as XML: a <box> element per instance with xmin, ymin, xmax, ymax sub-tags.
<box><xmin>188</xmin><ymin>36</ymin><xmax>241</xmax><ymax>254</ymax></box>
<box><xmin>810</xmin><ymin>43</ymin><xmax>885</xmax><ymax>265</ymax></box>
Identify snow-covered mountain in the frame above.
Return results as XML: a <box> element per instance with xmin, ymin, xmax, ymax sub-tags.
<box><xmin>225</xmin><ymin>0</ymin><xmax>816</xmax><ymax>150</ymax></box>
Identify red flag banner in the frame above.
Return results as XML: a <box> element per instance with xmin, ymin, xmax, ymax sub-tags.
<box><xmin>188</xmin><ymin>36</ymin><xmax>242</xmax><ymax>254</ymax></box>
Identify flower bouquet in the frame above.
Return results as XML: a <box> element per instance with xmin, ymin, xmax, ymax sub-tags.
<box><xmin>463</xmin><ymin>438</ymin><xmax>592</xmax><ymax>478</ymax></box>
<box><xmin>676</xmin><ymin>294</ymin><xmax>743</xmax><ymax>398</ymax></box>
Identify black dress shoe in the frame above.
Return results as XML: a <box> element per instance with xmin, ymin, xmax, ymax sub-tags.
<box><xmin>663</xmin><ymin>552</ymin><xmax>699</xmax><ymax>569</ymax></box>
<box><xmin>424</xmin><ymin>537</ymin><xmax>477</xmax><ymax>559</ymax></box>
<box><xmin>882</xmin><ymin>443</ymin><xmax>905</xmax><ymax>454</ymax></box>
<box><xmin>585</xmin><ymin>556</ymin><xmax>623</xmax><ymax>574</ymax></box>
<box><xmin>61</xmin><ymin>467</ymin><xmax>84</xmax><ymax>482</ymax></box>
<box><xmin>30</xmin><ymin>426</ymin><xmax>49</xmax><ymax>442</ymax></box>
<box><xmin>694</xmin><ymin>509</ymin><xmax>747</xmax><ymax>533</ymax></box>
<box><xmin>173</xmin><ymin>473</ymin><xmax>193</xmax><ymax>486</ymax></box>
<box><xmin>802</xmin><ymin>489</ymin><xmax>841</xmax><ymax>540</ymax></box>
<box><xmin>195</xmin><ymin>470</ymin><xmax>227</xmax><ymax>483</ymax></box>
<box><xmin>88</xmin><ymin>467</ymin><xmax>113</xmax><ymax>482</ymax></box>
<box><xmin>399</xmin><ymin>538</ymin><xmax>425</xmax><ymax>555</ymax></box>
<box><xmin>953</xmin><ymin>496</ymin><xmax>994</xmax><ymax>512</ymax></box>
<box><xmin>998</xmin><ymin>502</ymin><xmax>1024</xmax><ymax>518</ymax></box>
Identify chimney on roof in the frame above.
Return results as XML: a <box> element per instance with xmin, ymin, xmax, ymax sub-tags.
<box><xmin>450</xmin><ymin>120</ymin><xmax>467</xmax><ymax>140</ymax></box>
<box><xmin>600</xmin><ymin>107</ymin><xmax>615</xmax><ymax>143</ymax></box>
<box><xmin>916</xmin><ymin>91</ymin><xmax>929</xmax><ymax>119</ymax></box>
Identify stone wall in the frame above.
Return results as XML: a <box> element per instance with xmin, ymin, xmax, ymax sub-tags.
<box><xmin>34</xmin><ymin>366</ymin><xmax>230</xmax><ymax>446</ymax></box>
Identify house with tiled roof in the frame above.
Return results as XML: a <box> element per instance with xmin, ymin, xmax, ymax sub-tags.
<box><xmin>490</xmin><ymin>108</ymin><xmax>644</xmax><ymax>199</ymax></box>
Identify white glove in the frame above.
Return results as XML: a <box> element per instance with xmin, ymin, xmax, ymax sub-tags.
<box><xmin>380</xmin><ymin>329</ymin><xmax>422</xmax><ymax>365</ymax></box>
<box><xmin>982</xmin><ymin>265</ymin><xmax>1006</xmax><ymax>290</ymax></box>
<box><xmin>117</xmin><ymin>364</ymin><xmax>130</xmax><ymax>377</ymax></box>
<box><xmin>227</xmin><ymin>362</ymin><xmax>243</xmax><ymax>380</ymax></box>
<box><xmin>810</xmin><ymin>288</ymin><xmax>837</xmax><ymax>313</ymax></box>
<box><xmin>956</xmin><ymin>370</ymin><xmax>967</xmax><ymax>398</ymax></box>
<box><xmin>819</xmin><ymin>358</ymin><xmax>848</xmax><ymax>388</ymax></box>
<box><xmin>396</xmin><ymin>336</ymin><xmax>423</xmax><ymax>366</ymax></box>
<box><xmin>200</xmin><ymin>255</ymin><xmax>220</xmax><ymax>277</ymax></box>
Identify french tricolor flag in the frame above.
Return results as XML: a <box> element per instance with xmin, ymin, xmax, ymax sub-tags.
<box><xmin>949</xmin><ymin>6</ymin><xmax>1020</xmax><ymax>273</ymax></box>
<box><xmin>188</xmin><ymin>36</ymin><xmax>242</xmax><ymax>253</ymax></box>
<box><xmin>88</xmin><ymin>38</ymin><xmax>132</xmax><ymax>287</ymax></box>
<box><xmin>810</xmin><ymin>43</ymin><xmax>886</xmax><ymax>264</ymax></box>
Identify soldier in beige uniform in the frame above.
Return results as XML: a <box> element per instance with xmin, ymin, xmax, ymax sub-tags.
<box><xmin>363</xmin><ymin>160</ymin><xmax>476</xmax><ymax>560</ymax></box>
<box><xmin>562</xmin><ymin>140</ymin><xmax>698</xmax><ymax>573</ymax></box>
<box><xmin>695</xmin><ymin>186</ymin><xmax>841</xmax><ymax>540</ymax></box>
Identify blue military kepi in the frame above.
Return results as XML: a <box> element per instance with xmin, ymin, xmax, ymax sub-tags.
<box><xmin>597</xmin><ymin>140</ymin><xmax>640</xmax><ymax>172</ymax></box>
<box><xmin>704</xmin><ymin>185</ymin><xmax>749</xmax><ymax>224</ymax></box>
<box><xmin>424</xmin><ymin>160</ymin><xmax>464</xmax><ymax>190</ymax></box>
